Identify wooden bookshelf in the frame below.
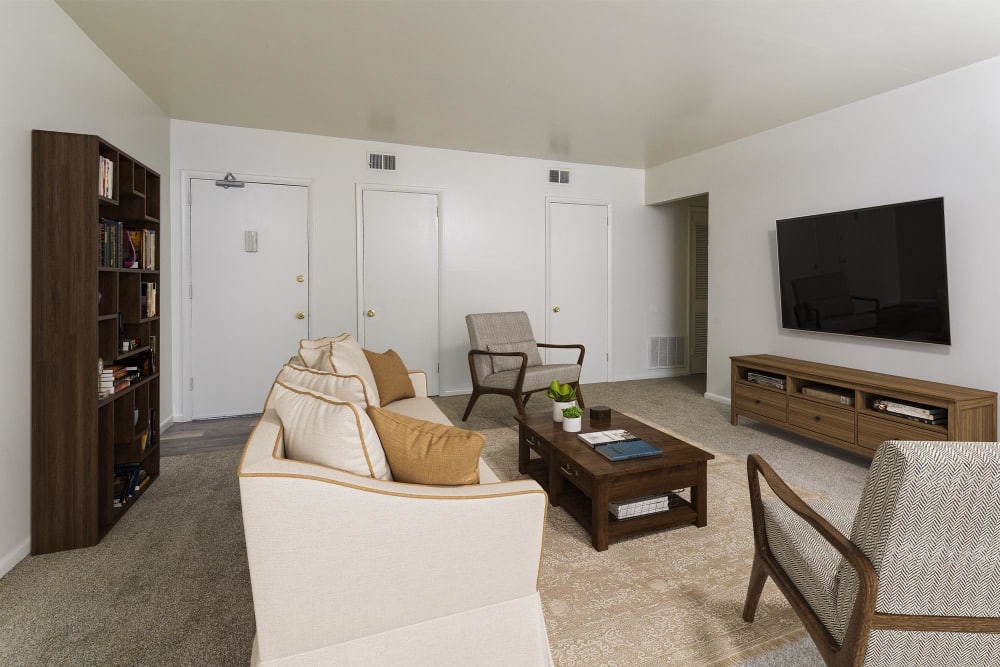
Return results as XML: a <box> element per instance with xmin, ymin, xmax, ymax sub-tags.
<box><xmin>31</xmin><ymin>130</ymin><xmax>161</xmax><ymax>554</ymax></box>
<box><xmin>731</xmin><ymin>354</ymin><xmax>997</xmax><ymax>457</ymax></box>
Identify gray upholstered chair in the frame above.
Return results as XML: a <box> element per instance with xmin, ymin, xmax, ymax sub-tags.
<box><xmin>744</xmin><ymin>440</ymin><xmax>1000</xmax><ymax>666</ymax></box>
<box><xmin>463</xmin><ymin>311</ymin><xmax>584</xmax><ymax>420</ymax></box>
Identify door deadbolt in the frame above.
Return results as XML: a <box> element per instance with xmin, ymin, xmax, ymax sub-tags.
<box><xmin>296</xmin><ymin>275</ymin><xmax>305</xmax><ymax>283</ymax></box>
<box><xmin>366</xmin><ymin>309</ymin><xmax>376</xmax><ymax>317</ymax></box>
<box><xmin>552</xmin><ymin>306</ymin><xmax>561</xmax><ymax>313</ymax></box>
<box><xmin>296</xmin><ymin>312</ymin><xmax>305</xmax><ymax>319</ymax></box>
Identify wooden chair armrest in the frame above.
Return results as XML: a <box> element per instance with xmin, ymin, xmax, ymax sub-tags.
<box><xmin>467</xmin><ymin>349</ymin><xmax>528</xmax><ymax>384</ymax></box>
<box><xmin>747</xmin><ymin>454</ymin><xmax>878</xmax><ymax>655</ymax></box>
<box><xmin>537</xmin><ymin>343</ymin><xmax>586</xmax><ymax>366</ymax></box>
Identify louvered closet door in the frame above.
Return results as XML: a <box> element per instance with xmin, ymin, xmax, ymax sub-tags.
<box><xmin>689</xmin><ymin>207</ymin><xmax>709</xmax><ymax>374</ymax></box>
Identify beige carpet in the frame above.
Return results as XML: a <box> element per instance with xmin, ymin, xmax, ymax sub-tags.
<box><xmin>479</xmin><ymin>424</ymin><xmax>811</xmax><ymax>667</ymax></box>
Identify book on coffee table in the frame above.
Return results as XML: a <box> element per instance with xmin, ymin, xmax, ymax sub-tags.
<box><xmin>594</xmin><ymin>439</ymin><xmax>662</xmax><ymax>462</ymax></box>
<box><xmin>578</xmin><ymin>429</ymin><xmax>638</xmax><ymax>446</ymax></box>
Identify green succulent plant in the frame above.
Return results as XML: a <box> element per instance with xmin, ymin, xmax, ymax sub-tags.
<box><xmin>546</xmin><ymin>379</ymin><xmax>577</xmax><ymax>402</ymax></box>
<box><xmin>561</xmin><ymin>405</ymin><xmax>583</xmax><ymax>419</ymax></box>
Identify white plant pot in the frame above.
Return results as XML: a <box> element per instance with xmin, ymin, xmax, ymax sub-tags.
<box><xmin>562</xmin><ymin>416</ymin><xmax>582</xmax><ymax>433</ymax></box>
<box><xmin>552</xmin><ymin>400</ymin><xmax>577</xmax><ymax>422</ymax></box>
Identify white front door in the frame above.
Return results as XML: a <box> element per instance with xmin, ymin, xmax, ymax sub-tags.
<box><xmin>189</xmin><ymin>179</ymin><xmax>309</xmax><ymax>418</ymax></box>
<box><xmin>360</xmin><ymin>188</ymin><xmax>440</xmax><ymax>395</ymax></box>
<box><xmin>689</xmin><ymin>206</ymin><xmax>709</xmax><ymax>374</ymax></box>
<box><xmin>547</xmin><ymin>201</ymin><xmax>610</xmax><ymax>384</ymax></box>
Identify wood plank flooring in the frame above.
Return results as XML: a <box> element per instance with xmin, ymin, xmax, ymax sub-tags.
<box><xmin>160</xmin><ymin>414</ymin><xmax>258</xmax><ymax>457</ymax></box>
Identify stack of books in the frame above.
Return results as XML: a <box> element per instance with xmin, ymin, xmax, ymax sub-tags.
<box><xmin>140</xmin><ymin>282</ymin><xmax>157</xmax><ymax>317</ymax></box>
<box><xmin>99</xmin><ymin>156</ymin><xmax>114</xmax><ymax>198</ymax></box>
<box><xmin>99</xmin><ymin>218</ymin><xmax>123</xmax><ymax>267</ymax></box>
<box><xmin>747</xmin><ymin>371</ymin><xmax>785</xmax><ymax>390</ymax></box>
<box><xmin>871</xmin><ymin>398</ymin><xmax>947</xmax><ymax>425</ymax></box>
<box><xmin>113</xmin><ymin>464</ymin><xmax>148</xmax><ymax>507</ymax></box>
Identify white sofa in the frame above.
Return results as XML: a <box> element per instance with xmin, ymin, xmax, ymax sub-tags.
<box><xmin>239</xmin><ymin>369</ymin><xmax>553</xmax><ymax>666</ymax></box>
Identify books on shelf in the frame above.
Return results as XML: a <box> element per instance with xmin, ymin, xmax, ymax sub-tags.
<box><xmin>609</xmin><ymin>491</ymin><xmax>686</xmax><ymax>519</ymax></box>
<box><xmin>747</xmin><ymin>371</ymin><xmax>785</xmax><ymax>390</ymax></box>
<box><xmin>871</xmin><ymin>397</ymin><xmax>947</xmax><ymax>425</ymax></box>
<box><xmin>594</xmin><ymin>439</ymin><xmax>662</xmax><ymax>462</ymax></box>
<box><xmin>98</xmin><ymin>221</ymin><xmax>155</xmax><ymax>270</ymax></box>
<box><xmin>578</xmin><ymin>429</ymin><xmax>638</xmax><ymax>446</ymax></box>
<box><xmin>99</xmin><ymin>156</ymin><xmax>114</xmax><ymax>198</ymax></box>
<box><xmin>140</xmin><ymin>282</ymin><xmax>157</xmax><ymax>318</ymax></box>
<box><xmin>801</xmin><ymin>384</ymin><xmax>855</xmax><ymax>406</ymax></box>
<box><xmin>112</xmin><ymin>464</ymin><xmax>143</xmax><ymax>507</ymax></box>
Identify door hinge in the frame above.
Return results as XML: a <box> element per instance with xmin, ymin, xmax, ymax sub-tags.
<box><xmin>188</xmin><ymin>284</ymin><xmax>193</xmax><ymax>300</ymax></box>
<box><xmin>189</xmin><ymin>378</ymin><xmax>194</xmax><ymax>391</ymax></box>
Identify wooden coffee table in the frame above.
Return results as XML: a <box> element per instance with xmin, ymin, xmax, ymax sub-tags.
<box><xmin>516</xmin><ymin>409</ymin><xmax>714</xmax><ymax>551</ymax></box>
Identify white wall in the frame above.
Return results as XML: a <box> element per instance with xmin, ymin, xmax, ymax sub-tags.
<box><xmin>0</xmin><ymin>2</ymin><xmax>169</xmax><ymax>578</ymax></box>
<box><xmin>170</xmin><ymin>120</ymin><xmax>680</xmax><ymax>414</ymax></box>
<box><xmin>646</xmin><ymin>56</ymin><xmax>1000</xmax><ymax>402</ymax></box>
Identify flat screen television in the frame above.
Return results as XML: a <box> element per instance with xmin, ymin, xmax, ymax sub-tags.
<box><xmin>775</xmin><ymin>197</ymin><xmax>950</xmax><ymax>345</ymax></box>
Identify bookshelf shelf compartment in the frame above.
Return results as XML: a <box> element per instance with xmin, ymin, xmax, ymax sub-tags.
<box><xmin>32</xmin><ymin>130</ymin><xmax>161</xmax><ymax>555</ymax></box>
<box><xmin>731</xmin><ymin>355</ymin><xmax>996</xmax><ymax>458</ymax></box>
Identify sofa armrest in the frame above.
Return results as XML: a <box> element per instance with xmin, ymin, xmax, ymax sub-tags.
<box><xmin>407</xmin><ymin>369</ymin><xmax>429</xmax><ymax>397</ymax></box>
<box><xmin>239</xmin><ymin>416</ymin><xmax>547</xmax><ymax>663</ymax></box>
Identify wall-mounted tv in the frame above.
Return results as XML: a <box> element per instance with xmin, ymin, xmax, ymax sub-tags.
<box><xmin>776</xmin><ymin>197</ymin><xmax>950</xmax><ymax>345</ymax></box>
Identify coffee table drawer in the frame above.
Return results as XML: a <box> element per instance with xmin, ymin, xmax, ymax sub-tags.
<box><xmin>554</xmin><ymin>452</ymin><xmax>595</xmax><ymax>496</ymax></box>
<box><xmin>734</xmin><ymin>382</ymin><xmax>787</xmax><ymax>422</ymax></box>
<box><xmin>789</xmin><ymin>396</ymin><xmax>855</xmax><ymax>442</ymax></box>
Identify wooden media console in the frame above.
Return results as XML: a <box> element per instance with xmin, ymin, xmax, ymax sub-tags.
<box><xmin>731</xmin><ymin>355</ymin><xmax>997</xmax><ymax>457</ymax></box>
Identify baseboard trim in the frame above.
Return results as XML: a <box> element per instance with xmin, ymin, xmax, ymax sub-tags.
<box><xmin>705</xmin><ymin>392</ymin><xmax>730</xmax><ymax>405</ymax></box>
<box><xmin>161</xmin><ymin>414</ymin><xmax>175</xmax><ymax>432</ymax></box>
<box><xmin>0</xmin><ymin>536</ymin><xmax>30</xmax><ymax>579</ymax></box>
<box><xmin>439</xmin><ymin>388</ymin><xmax>471</xmax><ymax>397</ymax></box>
<box><xmin>611</xmin><ymin>369</ymin><xmax>689</xmax><ymax>382</ymax></box>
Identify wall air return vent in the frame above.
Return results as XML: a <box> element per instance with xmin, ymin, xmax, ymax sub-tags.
<box><xmin>549</xmin><ymin>169</ymin><xmax>570</xmax><ymax>184</ymax></box>
<box><xmin>649</xmin><ymin>336</ymin><xmax>685</xmax><ymax>369</ymax></box>
<box><xmin>367</xmin><ymin>153</ymin><xmax>397</xmax><ymax>171</ymax></box>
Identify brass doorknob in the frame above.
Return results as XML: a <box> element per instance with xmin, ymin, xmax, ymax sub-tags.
<box><xmin>296</xmin><ymin>312</ymin><xmax>305</xmax><ymax>319</ymax></box>
<box><xmin>552</xmin><ymin>306</ymin><xmax>561</xmax><ymax>313</ymax></box>
<box><xmin>296</xmin><ymin>275</ymin><xmax>305</xmax><ymax>283</ymax></box>
<box><xmin>366</xmin><ymin>309</ymin><xmax>376</xmax><ymax>317</ymax></box>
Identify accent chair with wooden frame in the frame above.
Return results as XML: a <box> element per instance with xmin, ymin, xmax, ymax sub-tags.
<box><xmin>743</xmin><ymin>440</ymin><xmax>1000</xmax><ymax>666</ymax></box>
<box><xmin>463</xmin><ymin>311</ymin><xmax>585</xmax><ymax>420</ymax></box>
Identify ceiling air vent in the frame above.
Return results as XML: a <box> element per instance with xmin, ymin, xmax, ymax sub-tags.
<box><xmin>549</xmin><ymin>169</ymin><xmax>570</xmax><ymax>184</ymax></box>
<box><xmin>368</xmin><ymin>153</ymin><xmax>397</xmax><ymax>171</ymax></box>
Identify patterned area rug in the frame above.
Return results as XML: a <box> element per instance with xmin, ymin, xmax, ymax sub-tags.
<box><xmin>480</xmin><ymin>424</ymin><xmax>812</xmax><ymax>667</ymax></box>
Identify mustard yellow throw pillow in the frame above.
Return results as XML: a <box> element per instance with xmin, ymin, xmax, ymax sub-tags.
<box><xmin>366</xmin><ymin>407</ymin><xmax>483</xmax><ymax>485</ymax></box>
<box><xmin>363</xmin><ymin>348</ymin><xmax>416</xmax><ymax>406</ymax></box>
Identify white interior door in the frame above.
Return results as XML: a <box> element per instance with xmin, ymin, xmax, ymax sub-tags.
<box><xmin>190</xmin><ymin>179</ymin><xmax>309</xmax><ymax>418</ymax></box>
<box><xmin>360</xmin><ymin>188</ymin><xmax>440</xmax><ymax>395</ymax></box>
<box><xmin>689</xmin><ymin>206</ymin><xmax>708</xmax><ymax>374</ymax></box>
<box><xmin>547</xmin><ymin>201</ymin><xmax>609</xmax><ymax>384</ymax></box>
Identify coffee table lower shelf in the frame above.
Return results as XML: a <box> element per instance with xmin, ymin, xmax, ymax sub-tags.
<box><xmin>523</xmin><ymin>456</ymin><xmax>700</xmax><ymax>546</ymax></box>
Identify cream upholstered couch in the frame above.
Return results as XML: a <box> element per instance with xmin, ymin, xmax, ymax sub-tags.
<box><xmin>239</xmin><ymin>368</ymin><xmax>553</xmax><ymax>666</ymax></box>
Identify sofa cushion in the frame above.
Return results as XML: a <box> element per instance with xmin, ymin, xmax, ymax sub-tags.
<box><xmin>487</xmin><ymin>340</ymin><xmax>542</xmax><ymax>373</ymax></box>
<box><xmin>298</xmin><ymin>334</ymin><xmax>351</xmax><ymax>371</ymax></box>
<box><xmin>271</xmin><ymin>381</ymin><xmax>391</xmax><ymax>480</ymax></box>
<box><xmin>367</xmin><ymin>407</ymin><xmax>483</xmax><ymax>486</ymax></box>
<box><xmin>363</xmin><ymin>348</ymin><xmax>416</xmax><ymax>406</ymax></box>
<box><xmin>273</xmin><ymin>364</ymin><xmax>372</xmax><ymax>408</ymax></box>
<box><xmin>330</xmin><ymin>335</ymin><xmax>381</xmax><ymax>408</ymax></box>
<box><xmin>384</xmin><ymin>396</ymin><xmax>452</xmax><ymax>426</ymax></box>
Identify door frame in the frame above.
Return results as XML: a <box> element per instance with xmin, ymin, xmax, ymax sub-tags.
<box><xmin>355</xmin><ymin>183</ymin><xmax>444</xmax><ymax>389</ymax></box>
<box><xmin>179</xmin><ymin>170</ymin><xmax>312</xmax><ymax>422</ymax></box>
<box><xmin>544</xmin><ymin>197</ymin><xmax>613</xmax><ymax>382</ymax></box>
<box><xmin>687</xmin><ymin>205</ymin><xmax>708</xmax><ymax>375</ymax></box>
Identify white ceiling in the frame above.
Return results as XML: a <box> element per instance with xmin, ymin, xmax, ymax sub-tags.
<box><xmin>58</xmin><ymin>0</ymin><xmax>1000</xmax><ymax>168</ymax></box>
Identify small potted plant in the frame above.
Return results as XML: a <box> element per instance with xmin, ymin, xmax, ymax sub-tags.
<box><xmin>546</xmin><ymin>379</ymin><xmax>577</xmax><ymax>422</ymax></box>
<box><xmin>561</xmin><ymin>405</ymin><xmax>583</xmax><ymax>432</ymax></box>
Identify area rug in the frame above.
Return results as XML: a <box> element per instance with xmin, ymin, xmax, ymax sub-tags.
<box><xmin>480</xmin><ymin>426</ymin><xmax>813</xmax><ymax>667</ymax></box>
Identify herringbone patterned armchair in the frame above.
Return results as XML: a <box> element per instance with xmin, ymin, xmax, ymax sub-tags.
<box><xmin>744</xmin><ymin>440</ymin><xmax>1000</xmax><ymax>666</ymax></box>
<box><xmin>463</xmin><ymin>311</ymin><xmax>584</xmax><ymax>420</ymax></box>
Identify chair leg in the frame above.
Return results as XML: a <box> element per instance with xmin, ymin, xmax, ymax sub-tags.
<box><xmin>512</xmin><ymin>390</ymin><xmax>527</xmax><ymax>418</ymax></box>
<box><xmin>462</xmin><ymin>389</ymin><xmax>481</xmax><ymax>421</ymax></box>
<box><xmin>742</xmin><ymin>552</ymin><xmax>769</xmax><ymax>622</ymax></box>
<box><xmin>574</xmin><ymin>383</ymin><xmax>585</xmax><ymax>409</ymax></box>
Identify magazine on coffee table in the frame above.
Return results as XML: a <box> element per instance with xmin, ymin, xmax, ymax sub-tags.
<box><xmin>578</xmin><ymin>429</ymin><xmax>639</xmax><ymax>446</ymax></box>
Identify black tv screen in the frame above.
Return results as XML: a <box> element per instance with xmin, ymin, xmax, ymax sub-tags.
<box><xmin>776</xmin><ymin>197</ymin><xmax>950</xmax><ymax>345</ymax></box>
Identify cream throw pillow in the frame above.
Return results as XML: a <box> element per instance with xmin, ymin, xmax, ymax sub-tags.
<box><xmin>271</xmin><ymin>381</ymin><xmax>391</xmax><ymax>480</ymax></box>
<box><xmin>297</xmin><ymin>334</ymin><xmax>351</xmax><ymax>372</ymax></box>
<box><xmin>488</xmin><ymin>340</ymin><xmax>543</xmax><ymax>373</ymax></box>
<box><xmin>367</xmin><ymin>407</ymin><xmax>483</xmax><ymax>486</ymax></box>
<box><xmin>330</xmin><ymin>335</ymin><xmax>381</xmax><ymax>407</ymax></box>
<box><xmin>272</xmin><ymin>364</ymin><xmax>371</xmax><ymax>408</ymax></box>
